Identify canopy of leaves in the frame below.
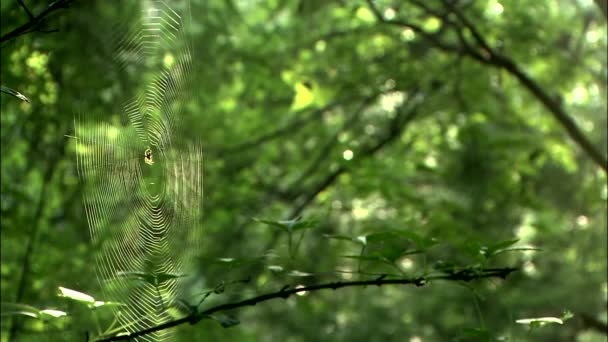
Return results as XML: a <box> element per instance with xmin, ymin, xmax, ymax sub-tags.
<box><xmin>1</xmin><ymin>0</ymin><xmax>606</xmax><ymax>341</ymax></box>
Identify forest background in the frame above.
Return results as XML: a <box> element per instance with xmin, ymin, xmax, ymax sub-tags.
<box><xmin>0</xmin><ymin>0</ymin><xmax>607</xmax><ymax>341</ymax></box>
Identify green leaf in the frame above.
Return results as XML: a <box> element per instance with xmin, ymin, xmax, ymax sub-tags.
<box><xmin>289</xmin><ymin>219</ymin><xmax>319</xmax><ymax>232</ymax></box>
<box><xmin>254</xmin><ymin>217</ymin><xmax>318</xmax><ymax>232</ymax></box>
<box><xmin>342</xmin><ymin>254</ymin><xmax>385</xmax><ymax>261</ymax></box>
<box><xmin>155</xmin><ymin>272</ymin><xmax>187</xmax><ymax>284</ymax></box>
<box><xmin>484</xmin><ymin>238</ymin><xmax>520</xmax><ymax>256</ymax></box>
<box><xmin>433</xmin><ymin>260</ymin><xmax>458</xmax><ymax>272</ymax></box>
<box><xmin>516</xmin><ymin>317</ymin><xmax>564</xmax><ymax>326</ymax></box>
<box><xmin>324</xmin><ymin>234</ymin><xmax>356</xmax><ymax>242</ymax></box>
<box><xmin>208</xmin><ymin>256</ymin><xmax>264</xmax><ymax>268</ymax></box>
<box><xmin>561</xmin><ymin>310</ymin><xmax>574</xmax><ymax>322</ymax></box>
<box><xmin>290</xmin><ymin>82</ymin><xmax>315</xmax><ymax>111</ymax></box>
<box><xmin>254</xmin><ymin>218</ymin><xmax>289</xmax><ymax>232</ymax></box>
<box><xmin>365</xmin><ymin>230</ymin><xmax>437</xmax><ymax>250</ymax></box>
<box><xmin>459</xmin><ymin>327</ymin><xmax>493</xmax><ymax>339</ymax></box>
<box><xmin>1</xmin><ymin>305</ymin><xmax>66</xmax><ymax>320</ymax></box>
<box><xmin>58</xmin><ymin>286</ymin><xmax>95</xmax><ymax>304</ymax></box>
<box><xmin>1</xmin><ymin>85</ymin><xmax>30</xmax><ymax>103</ymax></box>
<box><xmin>463</xmin><ymin>241</ymin><xmax>484</xmax><ymax>258</ymax></box>
<box><xmin>267</xmin><ymin>265</ymin><xmax>284</xmax><ymax>272</ymax></box>
<box><xmin>4</xmin><ymin>310</ymin><xmax>40</xmax><ymax>319</ymax></box>
<box><xmin>210</xmin><ymin>314</ymin><xmax>240</xmax><ymax>328</ymax></box>
<box><xmin>345</xmin><ymin>248</ymin><xmax>424</xmax><ymax>264</ymax></box>
<box><xmin>287</xmin><ymin>270</ymin><xmax>313</xmax><ymax>277</ymax></box>
<box><xmin>355</xmin><ymin>7</ymin><xmax>376</xmax><ymax>24</ymax></box>
<box><xmin>324</xmin><ymin>234</ymin><xmax>367</xmax><ymax>246</ymax></box>
<box><xmin>0</xmin><ymin>303</ymin><xmax>41</xmax><ymax>319</ymax></box>
<box><xmin>355</xmin><ymin>235</ymin><xmax>367</xmax><ymax>246</ymax></box>
<box><xmin>92</xmin><ymin>301</ymin><xmax>125</xmax><ymax>309</ymax></box>
<box><xmin>38</xmin><ymin>309</ymin><xmax>67</xmax><ymax>320</ymax></box>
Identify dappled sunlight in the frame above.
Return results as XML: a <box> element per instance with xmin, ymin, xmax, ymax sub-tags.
<box><xmin>379</xmin><ymin>91</ymin><xmax>405</xmax><ymax>113</ymax></box>
<box><xmin>514</xmin><ymin>213</ymin><xmax>537</xmax><ymax>242</ymax></box>
<box><xmin>342</xmin><ymin>149</ymin><xmax>354</xmax><ymax>161</ymax></box>
<box><xmin>1</xmin><ymin>0</ymin><xmax>605</xmax><ymax>341</ymax></box>
<box><xmin>487</xmin><ymin>1</ymin><xmax>504</xmax><ymax>16</ymax></box>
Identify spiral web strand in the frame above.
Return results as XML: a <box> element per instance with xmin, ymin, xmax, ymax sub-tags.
<box><xmin>74</xmin><ymin>2</ymin><xmax>201</xmax><ymax>340</ymax></box>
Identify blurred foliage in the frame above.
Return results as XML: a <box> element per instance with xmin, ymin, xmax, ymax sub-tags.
<box><xmin>1</xmin><ymin>0</ymin><xmax>606</xmax><ymax>341</ymax></box>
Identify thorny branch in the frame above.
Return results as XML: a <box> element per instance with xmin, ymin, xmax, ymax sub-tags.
<box><xmin>95</xmin><ymin>267</ymin><xmax>518</xmax><ymax>341</ymax></box>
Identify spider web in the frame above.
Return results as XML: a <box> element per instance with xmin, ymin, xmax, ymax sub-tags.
<box><xmin>74</xmin><ymin>1</ymin><xmax>202</xmax><ymax>340</ymax></box>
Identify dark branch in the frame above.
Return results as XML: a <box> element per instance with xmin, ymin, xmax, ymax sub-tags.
<box><xmin>95</xmin><ymin>267</ymin><xmax>518</xmax><ymax>341</ymax></box>
<box><xmin>491</xmin><ymin>55</ymin><xmax>608</xmax><ymax>174</ymax></box>
<box><xmin>286</xmin><ymin>88</ymin><xmax>424</xmax><ymax>219</ymax></box>
<box><xmin>366</xmin><ymin>0</ymin><xmax>463</xmax><ymax>53</ymax></box>
<box><xmin>579</xmin><ymin>311</ymin><xmax>608</xmax><ymax>335</ymax></box>
<box><xmin>439</xmin><ymin>2</ymin><xmax>608</xmax><ymax>174</ymax></box>
<box><xmin>366</xmin><ymin>0</ymin><xmax>608</xmax><ymax>174</ymax></box>
<box><xmin>1</xmin><ymin>0</ymin><xmax>73</xmax><ymax>43</ymax></box>
<box><xmin>17</xmin><ymin>0</ymin><xmax>34</xmax><ymax>19</ymax></box>
<box><xmin>440</xmin><ymin>0</ymin><xmax>493</xmax><ymax>54</ymax></box>
<box><xmin>214</xmin><ymin>99</ymin><xmax>345</xmax><ymax>155</ymax></box>
<box><xmin>285</xmin><ymin>94</ymin><xmax>378</xmax><ymax>199</ymax></box>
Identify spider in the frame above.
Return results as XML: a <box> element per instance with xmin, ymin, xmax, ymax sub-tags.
<box><xmin>144</xmin><ymin>147</ymin><xmax>154</xmax><ymax>165</ymax></box>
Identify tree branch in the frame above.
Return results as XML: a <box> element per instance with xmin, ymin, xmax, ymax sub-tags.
<box><xmin>214</xmin><ymin>98</ymin><xmax>346</xmax><ymax>155</ymax></box>
<box><xmin>440</xmin><ymin>2</ymin><xmax>608</xmax><ymax>174</ymax></box>
<box><xmin>17</xmin><ymin>0</ymin><xmax>34</xmax><ymax>19</ymax></box>
<box><xmin>366</xmin><ymin>0</ymin><xmax>608</xmax><ymax>174</ymax></box>
<box><xmin>96</xmin><ymin>267</ymin><xmax>518</xmax><ymax>341</ymax></box>
<box><xmin>1</xmin><ymin>0</ymin><xmax>73</xmax><ymax>44</ymax></box>
<box><xmin>285</xmin><ymin>87</ymin><xmax>424</xmax><ymax>221</ymax></box>
<box><xmin>366</xmin><ymin>0</ymin><xmax>463</xmax><ymax>53</ymax></box>
<box><xmin>285</xmin><ymin>94</ymin><xmax>378</xmax><ymax>200</ymax></box>
<box><xmin>490</xmin><ymin>54</ymin><xmax>608</xmax><ymax>174</ymax></box>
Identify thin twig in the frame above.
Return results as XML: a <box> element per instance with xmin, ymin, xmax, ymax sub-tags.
<box><xmin>17</xmin><ymin>0</ymin><xmax>34</xmax><ymax>19</ymax></box>
<box><xmin>1</xmin><ymin>0</ymin><xmax>73</xmax><ymax>43</ymax></box>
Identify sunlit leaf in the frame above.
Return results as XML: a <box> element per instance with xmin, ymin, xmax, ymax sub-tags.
<box><xmin>290</xmin><ymin>82</ymin><xmax>314</xmax><ymax>111</ymax></box>
<box><xmin>355</xmin><ymin>7</ymin><xmax>376</xmax><ymax>23</ymax></box>
<box><xmin>38</xmin><ymin>309</ymin><xmax>67</xmax><ymax>319</ymax></box>
<box><xmin>1</xmin><ymin>85</ymin><xmax>30</xmax><ymax>102</ymax></box>
<box><xmin>57</xmin><ymin>286</ymin><xmax>95</xmax><ymax>304</ymax></box>
<box><xmin>356</xmin><ymin>235</ymin><xmax>367</xmax><ymax>246</ymax></box>
<box><xmin>0</xmin><ymin>303</ymin><xmax>41</xmax><ymax>319</ymax></box>
<box><xmin>516</xmin><ymin>317</ymin><xmax>564</xmax><ymax>326</ymax></box>
<box><xmin>92</xmin><ymin>301</ymin><xmax>125</xmax><ymax>308</ymax></box>
<box><xmin>288</xmin><ymin>270</ymin><xmax>313</xmax><ymax>277</ymax></box>
<box><xmin>3</xmin><ymin>310</ymin><xmax>40</xmax><ymax>319</ymax></box>
<box><xmin>268</xmin><ymin>265</ymin><xmax>284</xmax><ymax>272</ymax></box>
